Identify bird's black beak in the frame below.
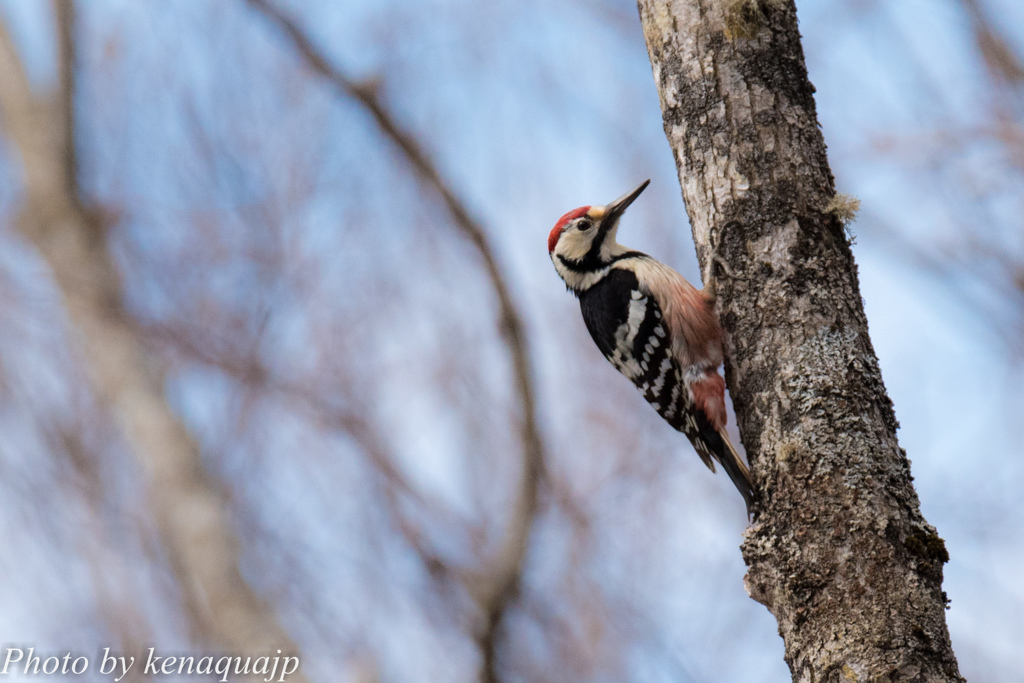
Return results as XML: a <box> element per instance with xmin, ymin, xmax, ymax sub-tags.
<box><xmin>602</xmin><ymin>179</ymin><xmax>650</xmax><ymax>224</ymax></box>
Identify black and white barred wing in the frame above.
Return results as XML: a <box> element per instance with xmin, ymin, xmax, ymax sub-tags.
<box><xmin>578</xmin><ymin>268</ymin><xmax>717</xmax><ymax>471</ymax></box>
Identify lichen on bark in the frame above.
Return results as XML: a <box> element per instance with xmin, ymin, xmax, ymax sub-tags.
<box><xmin>636</xmin><ymin>1</ymin><xmax>964</xmax><ymax>680</ymax></box>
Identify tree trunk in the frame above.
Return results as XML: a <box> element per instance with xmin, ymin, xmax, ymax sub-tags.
<box><xmin>636</xmin><ymin>1</ymin><xmax>963</xmax><ymax>681</ymax></box>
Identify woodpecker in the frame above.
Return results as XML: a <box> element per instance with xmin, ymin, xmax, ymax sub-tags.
<box><xmin>548</xmin><ymin>180</ymin><xmax>753</xmax><ymax>512</ymax></box>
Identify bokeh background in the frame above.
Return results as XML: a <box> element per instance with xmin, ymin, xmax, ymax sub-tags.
<box><xmin>0</xmin><ymin>0</ymin><xmax>1021</xmax><ymax>681</ymax></box>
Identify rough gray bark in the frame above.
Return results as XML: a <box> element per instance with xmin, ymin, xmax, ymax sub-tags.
<box><xmin>0</xmin><ymin>3</ymin><xmax>305</xmax><ymax>676</ymax></box>
<box><xmin>636</xmin><ymin>1</ymin><xmax>963</xmax><ymax>681</ymax></box>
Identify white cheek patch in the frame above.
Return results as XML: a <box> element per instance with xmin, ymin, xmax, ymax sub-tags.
<box><xmin>552</xmin><ymin>227</ymin><xmax>605</xmax><ymax>290</ymax></box>
<box><xmin>599</xmin><ymin>228</ymin><xmax>628</xmax><ymax>263</ymax></box>
<box><xmin>558</xmin><ymin>231</ymin><xmax>593</xmax><ymax>262</ymax></box>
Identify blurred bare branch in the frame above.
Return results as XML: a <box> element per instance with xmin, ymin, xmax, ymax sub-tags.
<box><xmin>143</xmin><ymin>317</ymin><xmax>476</xmax><ymax>563</ymax></box>
<box><xmin>244</xmin><ymin>2</ymin><xmax>547</xmax><ymax>679</ymax></box>
<box><xmin>54</xmin><ymin>0</ymin><xmax>80</xmax><ymax>210</ymax></box>
<box><xmin>961</xmin><ymin>0</ymin><xmax>1024</xmax><ymax>86</ymax></box>
<box><xmin>0</xmin><ymin>2</ymin><xmax>305</xmax><ymax>674</ymax></box>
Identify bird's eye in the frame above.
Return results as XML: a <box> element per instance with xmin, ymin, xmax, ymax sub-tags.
<box><xmin>577</xmin><ymin>220</ymin><xmax>593</xmax><ymax>231</ymax></box>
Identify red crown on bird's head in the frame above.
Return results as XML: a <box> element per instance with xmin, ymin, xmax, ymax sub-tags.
<box><xmin>548</xmin><ymin>206</ymin><xmax>591</xmax><ymax>253</ymax></box>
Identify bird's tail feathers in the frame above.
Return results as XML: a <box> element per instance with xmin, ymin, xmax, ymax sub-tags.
<box><xmin>716</xmin><ymin>429</ymin><xmax>754</xmax><ymax>517</ymax></box>
<box><xmin>696</xmin><ymin>448</ymin><xmax>716</xmax><ymax>473</ymax></box>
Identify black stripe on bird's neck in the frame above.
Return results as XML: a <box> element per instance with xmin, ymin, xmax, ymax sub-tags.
<box><xmin>557</xmin><ymin>250</ymin><xmax>647</xmax><ymax>274</ymax></box>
